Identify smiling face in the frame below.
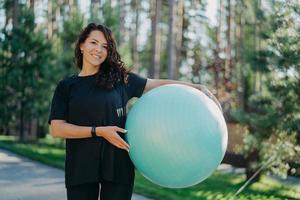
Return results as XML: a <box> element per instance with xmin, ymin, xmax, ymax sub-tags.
<box><xmin>80</xmin><ymin>30</ymin><xmax>108</xmax><ymax>69</ymax></box>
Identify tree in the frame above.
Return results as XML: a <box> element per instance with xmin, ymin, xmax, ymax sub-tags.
<box><xmin>167</xmin><ymin>0</ymin><xmax>176</xmax><ymax>79</ymax></box>
<box><xmin>90</xmin><ymin>0</ymin><xmax>101</xmax><ymax>22</ymax></box>
<box><xmin>58</xmin><ymin>8</ymin><xmax>84</xmax><ymax>77</ymax></box>
<box><xmin>149</xmin><ymin>0</ymin><xmax>161</xmax><ymax>78</ymax></box>
<box><xmin>131</xmin><ymin>0</ymin><xmax>140</xmax><ymax>72</ymax></box>
<box><xmin>0</xmin><ymin>4</ymin><xmax>52</xmax><ymax>141</ymax></box>
<box><xmin>233</xmin><ymin>0</ymin><xmax>300</xmax><ymax>181</ymax></box>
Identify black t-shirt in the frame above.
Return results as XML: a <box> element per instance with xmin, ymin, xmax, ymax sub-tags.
<box><xmin>48</xmin><ymin>72</ymin><xmax>147</xmax><ymax>187</ymax></box>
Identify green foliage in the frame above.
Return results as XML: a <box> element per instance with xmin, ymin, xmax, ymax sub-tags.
<box><xmin>57</xmin><ymin>9</ymin><xmax>84</xmax><ymax>76</ymax></box>
<box><xmin>100</xmin><ymin>1</ymin><xmax>120</xmax><ymax>43</ymax></box>
<box><xmin>244</xmin><ymin>49</ymin><xmax>271</xmax><ymax>73</ymax></box>
<box><xmin>0</xmin><ymin>5</ymin><xmax>53</xmax><ymax>138</ymax></box>
<box><xmin>138</xmin><ymin>31</ymin><xmax>152</xmax><ymax>72</ymax></box>
<box><xmin>261</xmin><ymin>132</ymin><xmax>300</xmax><ymax>178</ymax></box>
<box><xmin>119</xmin><ymin>42</ymin><xmax>133</xmax><ymax>68</ymax></box>
<box><xmin>267</xmin><ymin>1</ymin><xmax>300</xmax><ymax>141</ymax></box>
<box><xmin>233</xmin><ymin>0</ymin><xmax>300</xmax><ymax>180</ymax></box>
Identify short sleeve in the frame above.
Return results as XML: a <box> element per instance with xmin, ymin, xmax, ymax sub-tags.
<box><xmin>48</xmin><ymin>80</ymin><xmax>69</xmax><ymax>124</ymax></box>
<box><xmin>125</xmin><ymin>73</ymin><xmax>147</xmax><ymax>99</ymax></box>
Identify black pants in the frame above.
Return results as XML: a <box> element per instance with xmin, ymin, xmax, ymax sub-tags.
<box><xmin>66</xmin><ymin>180</ymin><xmax>134</xmax><ymax>200</ymax></box>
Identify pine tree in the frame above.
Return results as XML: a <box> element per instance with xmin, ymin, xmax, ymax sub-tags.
<box><xmin>0</xmin><ymin>4</ymin><xmax>52</xmax><ymax>141</ymax></box>
<box><xmin>233</xmin><ymin>0</ymin><xmax>300</xmax><ymax>180</ymax></box>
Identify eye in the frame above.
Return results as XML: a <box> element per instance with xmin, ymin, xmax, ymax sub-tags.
<box><xmin>91</xmin><ymin>41</ymin><xmax>97</xmax><ymax>44</ymax></box>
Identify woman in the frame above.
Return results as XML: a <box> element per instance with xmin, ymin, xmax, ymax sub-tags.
<box><xmin>48</xmin><ymin>23</ymin><xmax>221</xmax><ymax>200</ymax></box>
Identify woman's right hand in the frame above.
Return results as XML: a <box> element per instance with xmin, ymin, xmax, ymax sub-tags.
<box><xmin>97</xmin><ymin>126</ymin><xmax>130</xmax><ymax>152</ymax></box>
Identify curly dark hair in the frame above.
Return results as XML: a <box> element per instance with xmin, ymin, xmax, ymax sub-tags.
<box><xmin>74</xmin><ymin>23</ymin><xmax>128</xmax><ymax>89</ymax></box>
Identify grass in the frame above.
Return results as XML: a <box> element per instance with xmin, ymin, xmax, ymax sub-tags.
<box><xmin>134</xmin><ymin>171</ymin><xmax>300</xmax><ymax>200</ymax></box>
<box><xmin>0</xmin><ymin>135</ymin><xmax>65</xmax><ymax>168</ymax></box>
<box><xmin>0</xmin><ymin>135</ymin><xmax>299</xmax><ymax>200</ymax></box>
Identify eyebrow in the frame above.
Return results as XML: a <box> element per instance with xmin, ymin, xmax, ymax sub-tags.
<box><xmin>90</xmin><ymin>38</ymin><xmax>107</xmax><ymax>45</ymax></box>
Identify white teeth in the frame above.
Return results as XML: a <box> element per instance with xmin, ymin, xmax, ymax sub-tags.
<box><xmin>92</xmin><ymin>54</ymin><xmax>100</xmax><ymax>59</ymax></box>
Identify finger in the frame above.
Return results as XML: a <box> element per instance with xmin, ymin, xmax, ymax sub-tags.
<box><xmin>115</xmin><ymin>142</ymin><xmax>129</xmax><ymax>152</ymax></box>
<box><xmin>121</xmin><ymin>145</ymin><xmax>129</xmax><ymax>152</ymax></box>
<box><xmin>115</xmin><ymin>126</ymin><xmax>127</xmax><ymax>134</ymax></box>
<box><xmin>120</xmin><ymin>139</ymin><xmax>130</xmax><ymax>149</ymax></box>
<box><xmin>112</xmin><ymin>132</ymin><xmax>130</xmax><ymax>151</ymax></box>
<box><xmin>115</xmin><ymin>135</ymin><xmax>130</xmax><ymax>149</ymax></box>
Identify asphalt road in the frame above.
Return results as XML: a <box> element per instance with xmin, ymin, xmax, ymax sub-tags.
<box><xmin>0</xmin><ymin>148</ymin><xmax>152</xmax><ymax>200</ymax></box>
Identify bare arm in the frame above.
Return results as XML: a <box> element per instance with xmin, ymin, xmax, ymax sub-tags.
<box><xmin>50</xmin><ymin>120</ymin><xmax>130</xmax><ymax>152</ymax></box>
<box><xmin>144</xmin><ymin>79</ymin><xmax>222</xmax><ymax>112</ymax></box>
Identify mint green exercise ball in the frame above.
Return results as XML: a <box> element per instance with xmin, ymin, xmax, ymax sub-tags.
<box><xmin>125</xmin><ymin>84</ymin><xmax>228</xmax><ymax>188</ymax></box>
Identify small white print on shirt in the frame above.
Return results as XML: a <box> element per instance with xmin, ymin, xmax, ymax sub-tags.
<box><xmin>116</xmin><ymin>107</ymin><xmax>126</xmax><ymax>118</ymax></box>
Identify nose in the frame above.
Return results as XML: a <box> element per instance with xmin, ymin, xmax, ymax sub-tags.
<box><xmin>96</xmin><ymin>45</ymin><xmax>106</xmax><ymax>53</ymax></box>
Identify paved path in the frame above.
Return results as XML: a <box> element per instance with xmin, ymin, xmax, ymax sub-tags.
<box><xmin>0</xmin><ymin>148</ymin><xmax>152</xmax><ymax>200</ymax></box>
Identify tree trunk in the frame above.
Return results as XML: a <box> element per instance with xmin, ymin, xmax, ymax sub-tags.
<box><xmin>224</xmin><ymin>0</ymin><xmax>232</xmax><ymax>91</ymax></box>
<box><xmin>30</xmin><ymin>0</ymin><xmax>34</xmax><ymax>11</ymax></box>
<box><xmin>236</xmin><ymin>0</ymin><xmax>245</xmax><ymax>110</ymax></box>
<box><xmin>246</xmin><ymin>149</ymin><xmax>262</xmax><ymax>182</ymax></box>
<box><xmin>253</xmin><ymin>0</ymin><xmax>262</xmax><ymax>93</ymax></box>
<box><xmin>167</xmin><ymin>0</ymin><xmax>176</xmax><ymax>79</ymax></box>
<box><xmin>12</xmin><ymin>0</ymin><xmax>19</xmax><ymax>28</ymax></box>
<box><xmin>19</xmin><ymin>68</ymin><xmax>25</xmax><ymax>142</ymax></box>
<box><xmin>257</xmin><ymin>0</ymin><xmax>262</xmax><ymax>92</ymax></box>
<box><xmin>118</xmin><ymin>0</ymin><xmax>126</xmax><ymax>45</ymax></box>
<box><xmin>213</xmin><ymin>0</ymin><xmax>224</xmax><ymax>98</ymax></box>
<box><xmin>90</xmin><ymin>0</ymin><xmax>101</xmax><ymax>21</ymax></box>
<box><xmin>131</xmin><ymin>0</ymin><xmax>140</xmax><ymax>72</ymax></box>
<box><xmin>69</xmin><ymin>0</ymin><xmax>75</xmax><ymax>14</ymax></box>
<box><xmin>149</xmin><ymin>0</ymin><xmax>161</xmax><ymax>79</ymax></box>
<box><xmin>4</xmin><ymin>0</ymin><xmax>13</xmax><ymax>29</ymax></box>
<box><xmin>192</xmin><ymin>46</ymin><xmax>202</xmax><ymax>84</ymax></box>
<box><xmin>175</xmin><ymin>0</ymin><xmax>184</xmax><ymax>79</ymax></box>
<box><xmin>53</xmin><ymin>0</ymin><xmax>62</xmax><ymax>37</ymax></box>
<box><xmin>47</xmin><ymin>0</ymin><xmax>53</xmax><ymax>39</ymax></box>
